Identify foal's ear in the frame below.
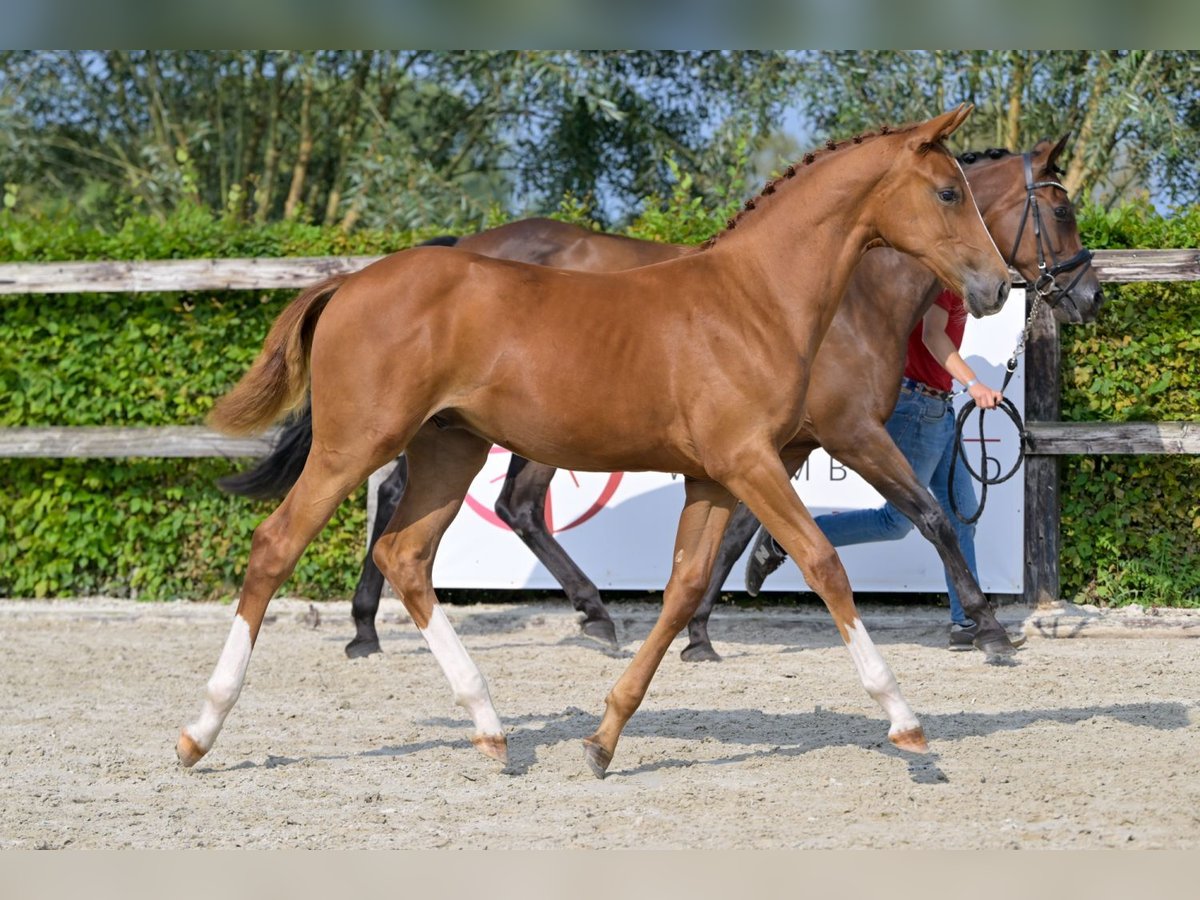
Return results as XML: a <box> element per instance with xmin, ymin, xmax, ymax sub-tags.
<box><xmin>911</xmin><ymin>104</ymin><xmax>973</xmax><ymax>151</ymax></box>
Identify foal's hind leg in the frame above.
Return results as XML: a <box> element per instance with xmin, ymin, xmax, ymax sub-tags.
<box><xmin>177</xmin><ymin>446</ymin><xmax>393</xmax><ymax>767</ymax></box>
<box><xmin>583</xmin><ymin>479</ymin><xmax>736</xmax><ymax>777</ymax></box>
<box><xmin>494</xmin><ymin>455</ymin><xmax>617</xmax><ymax>648</ymax></box>
<box><xmin>346</xmin><ymin>455</ymin><xmax>409</xmax><ymax>659</ymax></box>
<box><xmin>722</xmin><ymin>450</ymin><xmax>927</xmax><ymax>754</ymax></box>
<box><xmin>371</xmin><ymin>428</ymin><xmax>507</xmax><ymax>765</ymax></box>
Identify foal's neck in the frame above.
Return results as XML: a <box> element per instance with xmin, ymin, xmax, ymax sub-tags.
<box><xmin>710</xmin><ymin>142</ymin><xmax>892</xmax><ymax>349</ymax></box>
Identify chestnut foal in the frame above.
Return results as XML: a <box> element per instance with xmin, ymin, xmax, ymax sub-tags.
<box><xmin>180</xmin><ymin>106</ymin><xmax>1011</xmax><ymax>776</ymax></box>
<box><xmin>223</xmin><ymin>135</ymin><xmax>1099</xmax><ymax>660</ymax></box>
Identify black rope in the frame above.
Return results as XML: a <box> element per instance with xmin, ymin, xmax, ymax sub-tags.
<box><xmin>949</xmin><ymin>364</ymin><xmax>1026</xmax><ymax>525</ymax></box>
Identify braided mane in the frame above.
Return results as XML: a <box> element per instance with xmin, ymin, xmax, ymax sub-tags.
<box><xmin>700</xmin><ymin>122</ymin><xmax>924</xmax><ymax>251</ymax></box>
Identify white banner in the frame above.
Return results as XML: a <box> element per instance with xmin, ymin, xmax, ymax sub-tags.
<box><xmin>385</xmin><ymin>289</ymin><xmax>1027</xmax><ymax>594</ymax></box>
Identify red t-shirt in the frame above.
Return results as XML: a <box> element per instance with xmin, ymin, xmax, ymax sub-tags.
<box><xmin>904</xmin><ymin>289</ymin><xmax>966</xmax><ymax>393</ymax></box>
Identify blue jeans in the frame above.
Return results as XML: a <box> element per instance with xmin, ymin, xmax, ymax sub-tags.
<box><xmin>814</xmin><ymin>387</ymin><xmax>980</xmax><ymax>625</ymax></box>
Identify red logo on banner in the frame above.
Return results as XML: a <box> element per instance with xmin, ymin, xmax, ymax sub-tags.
<box><xmin>464</xmin><ymin>446</ymin><xmax>624</xmax><ymax>533</ymax></box>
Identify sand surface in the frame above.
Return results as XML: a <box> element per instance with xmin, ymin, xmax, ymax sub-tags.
<box><xmin>2</xmin><ymin>597</ymin><xmax>1198</xmax><ymax>849</ymax></box>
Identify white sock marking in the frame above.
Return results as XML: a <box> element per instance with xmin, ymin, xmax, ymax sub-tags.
<box><xmin>184</xmin><ymin>613</ymin><xmax>252</xmax><ymax>752</ymax></box>
<box><xmin>844</xmin><ymin>618</ymin><xmax>920</xmax><ymax>736</ymax></box>
<box><xmin>420</xmin><ymin>606</ymin><xmax>503</xmax><ymax>738</ymax></box>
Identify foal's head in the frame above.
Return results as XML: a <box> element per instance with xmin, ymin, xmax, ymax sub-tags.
<box><xmin>960</xmin><ymin>137</ymin><xmax>1104</xmax><ymax>324</ymax></box>
<box><xmin>868</xmin><ymin>105</ymin><xmax>1011</xmax><ymax>319</ymax></box>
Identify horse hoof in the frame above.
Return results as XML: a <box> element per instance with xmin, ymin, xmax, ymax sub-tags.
<box><xmin>680</xmin><ymin>641</ymin><xmax>722</xmax><ymax>663</ymax></box>
<box><xmin>889</xmin><ymin>726</ymin><xmax>929</xmax><ymax>754</ymax></box>
<box><xmin>581</xmin><ymin>618</ymin><xmax>618</xmax><ymax>649</ymax></box>
<box><xmin>582</xmin><ymin>737</ymin><xmax>612</xmax><ymax>779</ymax></box>
<box><xmin>471</xmin><ymin>733</ymin><xmax>508</xmax><ymax>766</ymax></box>
<box><xmin>176</xmin><ymin>729</ymin><xmax>206</xmax><ymax>768</ymax></box>
<box><xmin>344</xmin><ymin>637</ymin><xmax>382</xmax><ymax>659</ymax></box>
<box><xmin>977</xmin><ymin>635</ymin><xmax>1019</xmax><ymax>666</ymax></box>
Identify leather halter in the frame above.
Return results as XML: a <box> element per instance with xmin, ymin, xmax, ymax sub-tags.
<box><xmin>1004</xmin><ymin>152</ymin><xmax>1094</xmax><ymax>307</ymax></box>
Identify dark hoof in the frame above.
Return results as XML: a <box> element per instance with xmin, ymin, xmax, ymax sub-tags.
<box><xmin>582</xmin><ymin>737</ymin><xmax>612</xmax><ymax>779</ymax></box>
<box><xmin>580</xmin><ymin>617</ymin><xmax>618</xmax><ymax>649</ymax></box>
<box><xmin>344</xmin><ymin>636</ymin><xmax>382</xmax><ymax>659</ymax></box>
<box><xmin>680</xmin><ymin>640</ymin><xmax>722</xmax><ymax>663</ymax></box>
<box><xmin>977</xmin><ymin>634</ymin><xmax>1019</xmax><ymax>666</ymax></box>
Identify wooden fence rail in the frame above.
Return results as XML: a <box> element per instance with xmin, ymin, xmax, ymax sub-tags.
<box><xmin>0</xmin><ymin>248</ymin><xmax>1196</xmax><ymax>295</ymax></box>
<box><xmin>2</xmin><ymin>251</ymin><xmax>1197</xmax><ymax>607</ymax></box>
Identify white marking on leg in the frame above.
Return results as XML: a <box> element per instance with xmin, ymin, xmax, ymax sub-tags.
<box><xmin>844</xmin><ymin>618</ymin><xmax>920</xmax><ymax>736</ymax></box>
<box><xmin>420</xmin><ymin>606</ymin><xmax>504</xmax><ymax>740</ymax></box>
<box><xmin>183</xmin><ymin>613</ymin><xmax>252</xmax><ymax>754</ymax></box>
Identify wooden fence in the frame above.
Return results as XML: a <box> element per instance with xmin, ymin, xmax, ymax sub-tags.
<box><xmin>2</xmin><ymin>250</ymin><xmax>1198</xmax><ymax>605</ymax></box>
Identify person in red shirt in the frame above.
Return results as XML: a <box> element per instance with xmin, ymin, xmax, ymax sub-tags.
<box><xmin>745</xmin><ymin>289</ymin><xmax>1024</xmax><ymax>650</ymax></box>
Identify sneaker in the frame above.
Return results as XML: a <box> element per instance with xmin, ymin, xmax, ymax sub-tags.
<box><xmin>948</xmin><ymin>621</ymin><xmax>1028</xmax><ymax>652</ymax></box>
<box><xmin>744</xmin><ymin>527</ymin><xmax>787</xmax><ymax>597</ymax></box>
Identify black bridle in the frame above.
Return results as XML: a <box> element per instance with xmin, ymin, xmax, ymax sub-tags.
<box><xmin>949</xmin><ymin>151</ymin><xmax>1095</xmax><ymax>525</ymax></box>
<box><xmin>1005</xmin><ymin>152</ymin><xmax>1094</xmax><ymax>305</ymax></box>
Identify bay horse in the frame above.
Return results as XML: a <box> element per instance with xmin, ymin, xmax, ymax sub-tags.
<box><xmin>180</xmin><ymin>106</ymin><xmax>1012</xmax><ymax>777</ymax></box>
<box><xmin>223</xmin><ymin>135</ymin><xmax>1102</xmax><ymax>663</ymax></box>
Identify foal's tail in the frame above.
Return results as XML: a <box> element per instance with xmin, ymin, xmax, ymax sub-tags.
<box><xmin>208</xmin><ymin>275</ymin><xmax>347</xmax><ymax>436</ymax></box>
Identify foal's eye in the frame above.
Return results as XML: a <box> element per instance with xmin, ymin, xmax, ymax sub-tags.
<box><xmin>937</xmin><ymin>188</ymin><xmax>959</xmax><ymax>204</ymax></box>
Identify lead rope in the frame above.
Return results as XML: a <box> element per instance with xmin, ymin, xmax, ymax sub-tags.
<box><xmin>947</xmin><ymin>292</ymin><xmax>1041</xmax><ymax>525</ymax></box>
<box><xmin>948</xmin><ymin>151</ymin><xmax>1095</xmax><ymax>524</ymax></box>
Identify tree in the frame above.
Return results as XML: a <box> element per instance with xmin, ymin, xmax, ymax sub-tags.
<box><xmin>0</xmin><ymin>50</ymin><xmax>800</xmax><ymax>230</ymax></box>
<box><xmin>796</xmin><ymin>50</ymin><xmax>1200</xmax><ymax>208</ymax></box>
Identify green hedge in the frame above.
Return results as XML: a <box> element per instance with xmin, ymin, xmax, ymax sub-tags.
<box><xmin>0</xmin><ymin>209</ymin><xmax>445</xmax><ymax>599</ymax></box>
<box><xmin>1</xmin><ymin>196</ymin><xmax>1197</xmax><ymax>604</ymax></box>
<box><xmin>1060</xmin><ymin>202</ymin><xmax>1200</xmax><ymax>606</ymax></box>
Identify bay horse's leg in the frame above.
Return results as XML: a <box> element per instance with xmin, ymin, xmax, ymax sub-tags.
<box><xmin>177</xmin><ymin>446</ymin><xmax>392</xmax><ymax>767</ymax></box>
<box><xmin>583</xmin><ymin>479</ymin><xmax>736</xmax><ymax>777</ymax></box>
<box><xmin>678</xmin><ymin>502</ymin><xmax>759</xmax><ymax>662</ymax></box>
<box><xmin>826</xmin><ymin>430</ymin><xmax>1018</xmax><ymax>659</ymax></box>
<box><xmin>494</xmin><ymin>455</ymin><xmax>618</xmax><ymax>648</ymax></box>
<box><xmin>682</xmin><ymin>446</ymin><xmax>815</xmax><ymax>663</ymax></box>
<box><xmin>720</xmin><ymin>450</ymin><xmax>928</xmax><ymax>755</ymax></box>
<box><xmin>345</xmin><ymin>455</ymin><xmax>408</xmax><ymax>659</ymax></box>
<box><xmin>370</xmin><ymin>428</ymin><xmax>508</xmax><ymax>765</ymax></box>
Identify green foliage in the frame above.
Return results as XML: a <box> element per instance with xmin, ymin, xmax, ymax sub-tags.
<box><xmin>1058</xmin><ymin>200</ymin><xmax>1200</xmax><ymax>606</ymax></box>
<box><xmin>625</xmin><ymin>154</ymin><xmax>745</xmax><ymax>246</ymax></box>
<box><xmin>0</xmin><ymin>207</ymin><xmax>435</xmax><ymax>599</ymax></box>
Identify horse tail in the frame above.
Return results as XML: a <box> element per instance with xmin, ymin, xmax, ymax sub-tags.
<box><xmin>208</xmin><ymin>274</ymin><xmax>347</xmax><ymax>436</ymax></box>
<box><xmin>418</xmin><ymin>235</ymin><xmax>459</xmax><ymax>247</ymax></box>
<box><xmin>216</xmin><ymin>404</ymin><xmax>314</xmax><ymax>499</ymax></box>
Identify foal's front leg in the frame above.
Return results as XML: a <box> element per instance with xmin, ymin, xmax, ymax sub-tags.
<box><xmin>583</xmin><ymin>479</ymin><xmax>736</xmax><ymax>777</ymax></box>
<box><xmin>723</xmin><ymin>451</ymin><xmax>927</xmax><ymax>754</ymax></box>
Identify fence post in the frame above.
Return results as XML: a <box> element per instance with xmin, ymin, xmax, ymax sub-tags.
<box><xmin>1023</xmin><ymin>295</ymin><xmax>1061</xmax><ymax>607</ymax></box>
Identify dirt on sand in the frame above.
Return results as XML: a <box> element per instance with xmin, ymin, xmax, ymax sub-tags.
<box><xmin>2</xmin><ymin>597</ymin><xmax>1198</xmax><ymax>849</ymax></box>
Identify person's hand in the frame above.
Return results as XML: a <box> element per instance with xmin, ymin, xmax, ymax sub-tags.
<box><xmin>968</xmin><ymin>380</ymin><xmax>1003</xmax><ymax>409</ymax></box>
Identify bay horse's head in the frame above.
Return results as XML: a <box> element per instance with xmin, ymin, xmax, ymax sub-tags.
<box><xmin>959</xmin><ymin>136</ymin><xmax>1104</xmax><ymax>324</ymax></box>
<box><xmin>870</xmin><ymin>105</ymin><xmax>1011</xmax><ymax>319</ymax></box>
